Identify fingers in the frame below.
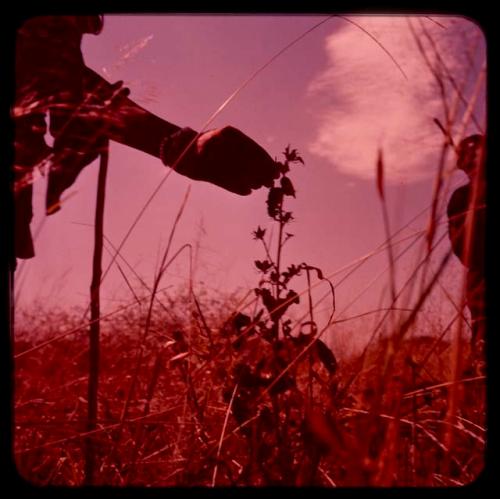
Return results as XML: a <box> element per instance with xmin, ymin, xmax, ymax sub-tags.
<box><xmin>260</xmin><ymin>156</ymin><xmax>280</xmax><ymax>187</ymax></box>
<box><xmin>87</xmin><ymin>80</ymin><xmax>130</xmax><ymax>109</ymax></box>
<box><xmin>246</xmin><ymin>150</ymin><xmax>279</xmax><ymax>191</ymax></box>
<box><xmin>216</xmin><ymin>126</ymin><xmax>279</xmax><ymax>191</ymax></box>
<box><xmin>107</xmin><ymin>81</ymin><xmax>130</xmax><ymax>107</ymax></box>
<box><xmin>196</xmin><ymin>126</ymin><xmax>280</xmax><ymax>195</ymax></box>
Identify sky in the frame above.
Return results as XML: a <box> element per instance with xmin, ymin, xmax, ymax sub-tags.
<box><xmin>14</xmin><ymin>15</ymin><xmax>486</xmax><ymax>352</ymax></box>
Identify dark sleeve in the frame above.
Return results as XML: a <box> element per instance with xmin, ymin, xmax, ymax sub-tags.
<box><xmin>447</xmin><ymin>183</ymin><xmax>485</xmax><ymax>273</ymax></box>
<box><xmin>76</xmin><ymin>15</ymin><xmax>104</xmax><ymax>34</ymax></box>
<box><xmin>447</xmin><ymin>185</ymin><xmax>470</xmax><ymax>265</ymax></box>
<box><xmin>16</xmin><ymin>16</ymin><xmax>86</xmax><ymax>109</ymax></box>
<box><xmin>83</xmin><ymin>67</ymin><xmax>182</xmax><ymax>158</ymax></box>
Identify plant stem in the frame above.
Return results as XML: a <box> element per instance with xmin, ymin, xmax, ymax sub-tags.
<box><xmin>84</xmin><ymin>140</ymin><xmax>109</xmax><ymax>485</ymax></box>
<box><xmin>261</xmin><ymin>238</ymin><xmax>275</xmax><ymax>271</ymax></box>
<box><xmin>274</xmin><ymin>198</ymin><xmax>285</xmax><ymax>339</ymax></box>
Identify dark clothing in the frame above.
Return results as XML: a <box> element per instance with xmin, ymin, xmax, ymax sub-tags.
<box><xmin>15</xmin><ymin>16</ymin><xmax>92</xmax><ymax>109</ymax></box>
<box><xmin>447</xmin><ymin>182</ymin><xmax>485</xmax><ymax>275</ymax></box>
<box><xmin>13</xmin><ymin>16</ymin><xmax>181</xmax><ymax>261</ymax></box>
<box><xmin>12</xmin><ymin>16</ymin><xmax>278</xmax><ymax>260</ymax></box>
<box><xmin>447</xmin><ymin>170</ymin><xmax>486</xmax><ymax>348</ymax></box>
<box><xmin>14</xmin><ymin>16</ymin><xmax>108</xmax><ymax>258</ymax></box>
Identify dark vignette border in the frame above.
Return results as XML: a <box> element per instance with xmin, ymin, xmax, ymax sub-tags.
<box><xmin>1</xmin><ymin>1</ymin><xmax>496</xmax><ymax>497</ymax></box>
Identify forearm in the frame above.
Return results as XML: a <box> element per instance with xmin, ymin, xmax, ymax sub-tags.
<box><xmin>77</xmin><ymin>67</ymin><xmax>277</xmax><ymax>197</ymax></box>
<box><xmin>83</xmin><ymin>67</ymin><xmax>184</xmax><ymax>159</ymax></box>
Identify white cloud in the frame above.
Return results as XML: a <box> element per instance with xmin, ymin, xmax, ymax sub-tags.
<box><xmin>308</xmin><ymin>16</ymin><xmax>485</xmax><ymax>183</ymax></box>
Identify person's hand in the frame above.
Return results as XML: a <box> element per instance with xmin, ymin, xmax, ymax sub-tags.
<box><xmin>161</xmin><ymin>126</ymin><xmax>280</xmax><ymax>195</ymax></box>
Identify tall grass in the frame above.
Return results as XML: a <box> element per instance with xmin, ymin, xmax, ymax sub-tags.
<box><xmin>13</xmin><ymin>285</ymin><xmax>485</xmax><ymax>485</ymax></box>
<box><xmin>13</xmin><ymin>146</ymin><xmax>485</xmax><ymax>486</ymax></box>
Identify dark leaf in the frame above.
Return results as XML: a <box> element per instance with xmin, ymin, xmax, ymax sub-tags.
<box><xmin>281</xmin><ymin>211</ymin><xmax>294</xmax><ymax>224</ymax></box>
<box><xmin>286</xmin><ymin>289</ymin><xmax>300</xmax><ymax>305</ymax></box>
<box><xmin>276</xmin><ymin>161</ymin><xmax>289</xmax><ymax>175</ymax></box>
<box><xmin>267</xmin><ymin>187</ymin><xmax>283</xmax><ymax>218</ymax></box>
<box><xmin>280</xmin><ymin>176</ymin><xmax>296</xmax><ymax>197</ymax></box>
<box><xmin>233</xmin><ymin>312</ymin><xmax>251</xmax><ymax>331</ymax></box>
<box><xmin>272</xmin><ymin>298</ymin><xmax>288</xmax><ymax>322</ymax></box>
<box><xmin>258</xmin><ymin>288</ymin><xmax>276</xmax><ymax>314</ymax></box>
<box><xmin>294</xmin><ymin>332</ymin><xmax>311</xmax><ymax>348</ymax></box>
<box><xmin>284</xmin><ymin>145</ymin><xmax>304</xmax><ymax>165</ymax></box>
<box><xmin>253</xmin><ymin>226</ymin><xmax>266</xmax><ymax>240</ymax></box>
<box><xmin>315</xmin><ymin>340</ymin><xmax>337</xmax><ymax>375</ymax></box>
<box><xmin>270</xmin><ymin>271</ymin><xmax>280</xmax><ymax>284</ymax></box>
<box><xmin>255</xmin><ymin>260</ymin><xmax>272</xmax><ymax>273</ymax></box>
<box><xmin>262</xmin><ymin>323</ymin><xmax>277</xmax><ymax>342</ymax></box>
<box><xmin>282</xmin><ymin>264</ymin><xmax>301</xmax><ymax>285</ymax></box>
<box><xmin>282</xmin><ymin>319</ymin><xmax>292</xmax><ymax>337</ymax></box>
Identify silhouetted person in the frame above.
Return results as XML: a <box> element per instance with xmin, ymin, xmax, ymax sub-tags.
<box><xmin>13</xmin><ymin>15</ymin><xmax>278</xmax><ymax>261</ymax></box>
<box><xmin>447</xmin><ymin>134</ymin><xmax>486</xmax><ymax>369</ymax></box>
